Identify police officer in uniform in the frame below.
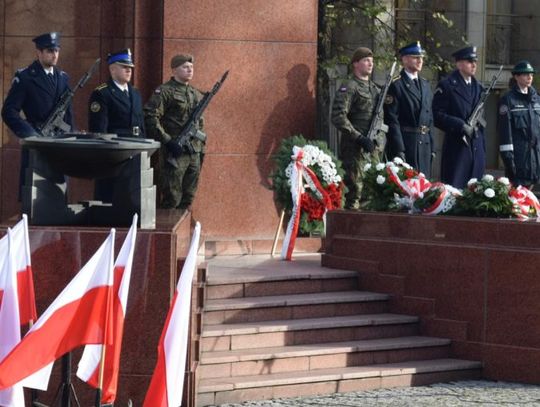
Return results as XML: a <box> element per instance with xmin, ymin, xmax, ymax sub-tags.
<box><xmin>331</xmin><ymin>47</ymin><xmax>385</xmax><ymax>209</ymax></box>
<box><xmin>384</xmin><ymin>41</ymin><xmax>434</xmax><ymax>177</ymax></box>
<box><xmin>1</xmin><ymin>32</ymin><xmax>72</xmax><ymax>193</ymax></box>
<box><xmin>144</xmin><ymin>54</ymin><xmax>205</xmax><ymax>210</ymax></box>
<box><xmin>432</xmin><ymin>46</ymin><xmax>486</xmax><ymax>188</ymax></box>
<box><xmin>498</xmin><ymin>61</ymin><xmax>540</xmax><ymax>187</ymax></box>
<box><xmin>88</xmin><ymin>48</ymin><xmax>145</xmax><ymax>201</ymax></box>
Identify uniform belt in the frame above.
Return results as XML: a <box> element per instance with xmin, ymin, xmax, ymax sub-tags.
<box><xmin>402</xmin><ymin>125</ymin><xmax>429</xmax><ymax>134</ymax></box>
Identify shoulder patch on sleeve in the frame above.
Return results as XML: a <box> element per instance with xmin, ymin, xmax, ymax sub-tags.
<box><xmin>154</xmin><ymin>88</ymin><xmax>161</xmax><ymax>94</ymax></box>
<box><xmin>385</xmin><ymin>95</ymin><xmax>394</xmax><ymax>104</ymax></box>
<box><xmin>90</xmin><ymin>101</ymin><xmax>101</xmax><ymax>113</ymax></box>
<box><xmin>11</xmin><ymin>76</ymin><xmax>20</xmax><ymax>85</ymax></box>
<box><xmin>434</xmin><ymin>87</ymin><xmax>443</xmax><ymax>95</ymax></box>
<box><xmin>338</xmin><ymin>86</ymin><xmax>348</xmax><ymax>92</ymax></box>
<box><xmin>499</xmin><ymin>104</ymin><xmax>508</xmax><ymax>115</ymax></box>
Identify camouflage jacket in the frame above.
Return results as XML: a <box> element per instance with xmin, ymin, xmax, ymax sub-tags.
<box><xmin>144</xmin><ymin>78</ymin><xmax>205</xmax><ymax>153</ymax></box>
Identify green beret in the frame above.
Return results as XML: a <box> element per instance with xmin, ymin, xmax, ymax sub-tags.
<box><xmin>351</xmin><ymin>47</ymin><xmax>373</xmax><ymax>63</ymax></box>
<box><xmin>171</xmin><ymin>54</ymin><xmax>194</xmax><ymax>69</ymax></box>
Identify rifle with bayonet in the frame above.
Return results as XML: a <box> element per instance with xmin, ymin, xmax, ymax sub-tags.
<box><xmin>38</xmin><ymin>58</ymin><xmax>101</xmax><ymax>138</ymax></box>
<box><xmin>167</xmin><ymin>70</ymin><xmax>229</xmax><ymax>168</ymax></box>
<box><xmin>463</xmin><ymin>64</ymin><xmax>504</xmax><ymax>145</ymax></box>
<box><xmin>364</xmin><ymin>60</ymin><xmax>397</xmax><ymax>143</ymax></box>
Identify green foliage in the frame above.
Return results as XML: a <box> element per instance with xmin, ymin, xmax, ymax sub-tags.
<box><xmin>453</xmin><ymin>176</ymin><xmax>514</xmax><ymax>218</ymax></box>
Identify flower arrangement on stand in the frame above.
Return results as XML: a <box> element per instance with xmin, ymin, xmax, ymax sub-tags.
<box><xmin>271</xmin><ymin>135</ymin><xmax>345</xmax><ymax>259</ymax></box>
<box><xmin>272</xmin><ymin>134</ymin><xmax>345</xmax><ymax>235</ymax></box>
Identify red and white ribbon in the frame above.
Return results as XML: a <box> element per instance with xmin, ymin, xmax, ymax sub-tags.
<box><xmin>509</xmin><ymin>185</ymin><xmax>540</xmax><ymax>220</ymax></box>
<box><xmin>386</xmin><ymin>165</ymin><xmax>431</xmax><ymax>199</ymax></box>
<box><xmin>281</xmin><ymin>147</ymin><xmax>337</xmax><ymax>261</ymax></box>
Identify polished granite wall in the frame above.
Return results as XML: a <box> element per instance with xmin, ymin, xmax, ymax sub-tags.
<box><xmin>0</xmin><ymin>0</ymin><xmax>319</xmax><ymax>239</ymax></box>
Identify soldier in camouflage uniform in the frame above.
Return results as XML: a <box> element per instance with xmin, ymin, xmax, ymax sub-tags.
<box><xmin>144</xmin><ymin>54</ymin><xmax>205</xmax><ymax>210</ymax></box>
<box><xmin>331</xmin><ymin>47</ymin><xmax>385</xmax><ymax>209</ymax></box>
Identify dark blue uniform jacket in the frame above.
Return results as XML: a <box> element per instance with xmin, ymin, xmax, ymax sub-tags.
<box><xmin>432</xmin><ymin>69</ymin><xmax>485</xmax><ymax>188</ymax></box>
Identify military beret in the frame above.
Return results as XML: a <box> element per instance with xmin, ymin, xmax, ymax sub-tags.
<box><xmin>452</xmin><ymin>46</ymin><xmax>478</xmax><ymax>62</ymax></box>
<box><xmin>512</xmin><ymin>60</ymin><xmax>536</xmax><ymax>75</ymax></box>
<box><xmin>33</xmin><ymin>32</ymin><xmax>61</xmax><ymax>50</ymax></box>
<box><xmin>399</xmin><ymin>41</ymin><xmax>425</xmax><ymax>57</ymax></box>
<box><xmin>107</xmin><ymin>48</ymin><xmax>134</xmax><ymax>67</ymax></box>
<box><xmin>171</xmin><ymin>54</ymin><xmax>194</xmax><ymax>69</ymax></box>
<box><xmin>351</xmin><ymin>47</ymin><xmax>373</xmax><ymax>63</ymax></box>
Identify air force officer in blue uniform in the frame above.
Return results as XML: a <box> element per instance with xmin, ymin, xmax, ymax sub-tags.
<box><xmin>2</xmin><ymin>32</ymin><xmax>72</xmax><ymax>138</ymax></box>
<box><xmin>1</xmin><ymin>32</ymin><xmax>72</xmax><ymax>195</ymax></box>
<box><xmin>432</xmin><ymin>46</ymin><xmax>485</xmax><ymax>188</ymax></box>
<box><xmin>384</xmin><ymin>41</ymin><xmax>434</xmax><ymax>177</ymax></box>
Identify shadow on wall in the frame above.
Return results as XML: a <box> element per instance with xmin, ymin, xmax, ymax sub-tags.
<box><xmin>257</xmin><ymin>63</ymin><xmax>315</xmax><ymax>214</ymax></box>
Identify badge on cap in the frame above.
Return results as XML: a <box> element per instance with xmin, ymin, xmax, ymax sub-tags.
<box><xmin>499</xmin><ymin>104</ymin><xmax>508</xmax><ymax>115</ymax></box>
<box><xmin>90</xmin><ymin>102</ymin><xmax>101</xmax><ymax>113</ymax></box>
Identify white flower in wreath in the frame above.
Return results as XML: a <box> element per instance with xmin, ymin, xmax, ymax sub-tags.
<box><xmin>482</xmin><ymin>174</ymin><xmax>494</xmax><ymax>182</ymax></box>
<box><xmin>376</xmin><ymin>163</ymin><xmax>385</xmax><ymax>171</ymax></box>
<box><xmin>484</xmin><ymin>188</ymin><xmax>495</xmax><ymax>198</ymax></box>
<box><xmin>498</xmin><ymin>177</ymin><xmax>510</xmax><ymax>186</ymax></box>
<box><xmin>393</xmin><ymin>157</ymin><xmax>404</xmax><ymax>165</ymax></box>
<box><xmin>376</xmin><ymin>175</ymin><xmax>386</xmax><ymax>185</ymax></box>
<box><xmin>467</xmin><ymin>178</ymin><xmax>478</xmax><ymax>187</ymax></box>
<box><xmin>364</xmin><ymin>163</ymin><xmax>372</xmax><ymax>171</ymax></box>
<box><xmin>402</xmin><ymin>162</ymin><xmax>412</xmax><ymax>169</ymax></box>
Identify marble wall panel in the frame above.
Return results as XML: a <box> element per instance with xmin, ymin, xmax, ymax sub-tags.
<box><xmin>191</xmin><ymin>153</ymin><xmax>282</xmax><ymax>238</ymax></box>
<box><xmin>162</xmin><ymin>39</ymin><xmax>317</xmax><ymax>155</ymax></box>
<box><xmin>163</xmin><ymin>0</ymin><xmax>317</xmax><ymax>43</ymax></box>
<box><xmin>1</xmin><ymin>147</ymin><xmax>20</xmax><ymax>221</ymax></box>
<box><xmin>4</xmin><ymin>0</ymin><xmax>101</xmax><ymax>37</ymax></box>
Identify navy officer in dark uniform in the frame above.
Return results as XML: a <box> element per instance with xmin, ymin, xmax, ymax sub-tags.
<box><xmin>1</xmin><ymin>32</ymin><xmax>72</xmax><ymax>193</ymax></box>
<box><xmin>88</xmin><ymin>48</ymin><xmax>145</xmax><ymax>201</ymax></box>
<box><xmin>432</xmin><ymin>46</ymin><xmax>486</xmax><ymax>188</ymax></box>
<box><xmin>498</xmin><ymin>61</ymin><xmax>540</xmax><ymax>187</ymax></box>
<box><xmin>384</xmin><ymin>41</ymin><xmax>434</xmax><ymax>177</ymax></box>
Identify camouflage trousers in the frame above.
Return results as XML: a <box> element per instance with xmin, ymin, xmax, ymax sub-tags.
<box><xmin>160</xmin><ymin>152</ymin><xmax>201</xmax><ymax>209</ymax></box>
<box><xmin>342</xmin><ymin>148</ymin><xmax>383</xmax><ymax>210</ymax></box>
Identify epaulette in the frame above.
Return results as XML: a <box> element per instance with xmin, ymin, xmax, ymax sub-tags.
<box><xmin>95</xmin><ymin>83</ymin><xmax>108</xmax><ymax>91</ymax></box>
<box><xmin>392</xmin><ymin>75</ymin><xmax>401</xmax><ymax>82</ymax></box>
<box><xmin>16</xmin><ymin>68</ymin><xmax>26</xmax><ymax>74</ymax></box>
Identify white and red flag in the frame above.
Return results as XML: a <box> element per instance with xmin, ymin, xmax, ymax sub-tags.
<box><xmin>0</xmin><ymin>228</ymin><xmax>116</xmax><ymax>391</ymax></box>
<box><xmin>143</xmin><ymin>222</ymin><xmax>201</xmax><ymax>407</ymax></box>
<box><xmin>77</xmin><ymin>215</ymin><xmax>138</xmax><ymax>403</ymax></box>
<box><xmin>0</xmin><ymin>215</ymin><xmax>37</xmax><ymax>326</ymax></box>
<box><xmin>0</xmin><ymin>228</ymin><xmax>25</xmax><ymax>406</ymax></box>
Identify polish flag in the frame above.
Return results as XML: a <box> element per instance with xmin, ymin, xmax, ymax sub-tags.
<box><xmin>0</xmin><ymin>229</ymin><xmax>116</xmax><ymax>391</ymax></box>
<box><xmin>77</xmin><ymin>215</ymin><xmax>138</xmax><ymax>403</ymax></box>
<box><xmin>0</xmin><ymin>215</ymin><xmax>37</xmax><ymax>326</ymax></box>
<box><xmin>0</xmin><ymin>228</ymin><xmax>25</xmax><ymax>406</ymax></box>
<box><xmin>143</xmin><ymin>222</ymin><xmax>201</xmax><ymax>407</ymax></box>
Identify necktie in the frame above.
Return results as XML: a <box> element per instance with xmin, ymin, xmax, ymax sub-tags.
<box><xmin>47</xmin><ymin>73</ymin><xmax>56</xmax><ymax>88</ymax></box>
<box><xmin>413</xmin><ymin>78</ymin><xmax>420</xmax><ymax>90</ymax></box>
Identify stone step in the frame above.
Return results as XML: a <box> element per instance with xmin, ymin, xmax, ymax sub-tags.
<box><xmin>206</xmin><ymin>254</ymin><xmax>358</xmax><ymax>299</ymax></box>
<box><xmin>204</xmin><ymin>291</ymin><xmax>389</xmax><ymax>324</ymax></box>
<box><xmin>197</xmin><ymin>358</ymin><xmax>483</xmax><ymax>406</ymax></box>
<box><xmin>205</xmin><ymin>237</ymin><xmax>323</xmax><ymax>257</ymax></box>
<box><xmin>201</xmin><ymin>314</ymin><xmax>419</xmax><ymax>351</ymax></box>
<box><xmin>198</xmin><ymin>336</ymin><xmax>451</xmax><ymax>379</ymax></box>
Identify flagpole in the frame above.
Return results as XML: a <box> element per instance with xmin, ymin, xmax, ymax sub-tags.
<box><xmin>94</xmin><ymin>229</ymin><xmax>115</xmax><ymax>407</ymax></box>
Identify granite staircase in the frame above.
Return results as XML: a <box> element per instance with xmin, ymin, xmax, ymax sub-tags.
<box><xmin>196</xmin><ymin>254</ymin><xmax>481</xmax><ymax>406</ymax></box>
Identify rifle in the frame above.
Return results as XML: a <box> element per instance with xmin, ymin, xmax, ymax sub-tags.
<box><xmin>365</xmin><ymin>60</ymin><xmax>397</xmax><ymax>143</ymax></box>
<box><xmin>167</xmin><ymin>70</ymin><xmax>229</xmax><ymax>168</ymax></box>
<box><xmin>38</xmin><ymin>58</ymin><xmax>101</xmax><ymax>138</ymax></box>
<box><xmin>463</xmin><ymin>64</ymin><xmax>504</xmax><ymax>145</ymax></box>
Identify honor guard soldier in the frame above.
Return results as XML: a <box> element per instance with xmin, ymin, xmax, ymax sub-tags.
<box><xmin>331</xmin><ymin>47</ymin><xmax>385</xmax><ymax>209</ymax></box>
<box><xmin>88</xmin><ymin>48</ymin><xmax>145</xmax><ymax>201</ymax></box>
<box><xmin>498</xmin><ymin>61</ymin><xmax>540</xmax><ymax>187</ymax></box>
<box><xmin>88</xmin><ymin>48</ymin><xmax>145</xmax><ymax>138</ymax></box>
<box><xmin>384</xmin><ymin>41</ymin><xmax>434</xmax><ymax>177</ymax></box>
<box><xmin>144</xmin><ymin>54</ymin><xmax>206</xmax><ymax>211</ymax></box>
<box><xmin>432</xmin><ymin>46</ymin><xmax>486</xmax><ymax>188</ymax></box>
<box><xmin>1</xmin><ymin>32</ymin><xmax>73</xmax><ymax>193</ymax></box>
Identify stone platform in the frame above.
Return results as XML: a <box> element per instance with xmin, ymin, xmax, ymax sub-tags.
<box><xmin>0</xmin><ymin>209</ymin><xmax>194</xmax><ymax>406</ymax></box>
<box><xmin>322</xmin><ymin>210</ymin><xmax>540</xmax><ymax>385</ymax></box>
